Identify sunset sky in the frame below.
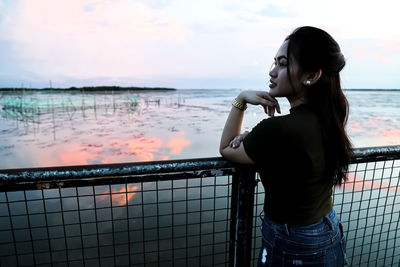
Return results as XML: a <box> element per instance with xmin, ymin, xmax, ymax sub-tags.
<box><xmin>1</xmin><ymin>0</ymin><xmax>399</xmax><ymax>89</ymax></box>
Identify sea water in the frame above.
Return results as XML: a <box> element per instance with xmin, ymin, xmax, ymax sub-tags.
<box><xmin>0</xmin><ymin>89</ymin><xmax>399</xmax><ymax>169</ymax></box>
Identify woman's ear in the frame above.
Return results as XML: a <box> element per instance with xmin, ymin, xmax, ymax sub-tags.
<box><xmin>303</xmin><ymin>69</ymin><xmax>322</xmax><ymax>86</ymax></box>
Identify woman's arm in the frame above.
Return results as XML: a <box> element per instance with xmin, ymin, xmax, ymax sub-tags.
<box><xmin>219</xmin><ymin>91</ymin><xmax>280</xmax><ymax>164</ymax></box>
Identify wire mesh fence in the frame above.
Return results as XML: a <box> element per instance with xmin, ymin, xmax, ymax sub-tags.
<box><xmin>0</xmin><ymin>146</ymin><xmax>399</xmax><ymax>266</ymax></box>
<box><xmin>334</xmin><ymin>159</ymin><xmax>400</xmax><ymax>266</ymax></box>
<box><xmin>0</xmin><ymin>177</ymin><xmax>234</xmax><ymax>267</ymax></box>
<box><xmin>0</xmin><ymin>159</ymin><xmax>235</xmax><ymax>267</ymax></box>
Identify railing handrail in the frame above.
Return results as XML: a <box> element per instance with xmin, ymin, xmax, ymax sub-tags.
<box><xmin>352</xmin><ymin>145</ymin><xmax>400</xmax><ymax>163</ymax></box>
<box><xmin>0</xmin><ymin>145</ymin><xmax>399</xmax><ymax>192</ymax></box>
<box><xmin>0</xmin><ymin>156</ymin><xmax>232</xmax><ymax>178</ymax></box>
<box><xmin>0</xmin><ymin>157</ymin><xmax>235</xmax><ymax>191</ymax></box>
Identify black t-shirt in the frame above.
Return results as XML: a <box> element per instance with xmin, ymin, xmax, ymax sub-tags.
<box><xmin>243</xmin><ymin>104</ymin><xmax>332</xmax><ymax>225</ymax></box>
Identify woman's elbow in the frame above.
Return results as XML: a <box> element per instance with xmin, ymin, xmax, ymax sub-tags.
<box><xmin>219</xmin><ymin>147</ymin><xmax>228</xmax><ymax>157</ymax></box>
<box><xmin>219</xmin><ymin>146</ymin><xmax>240</xmax><ymax>162</ymax></box>
<box><xmin>219</xmin><ymin>145</ymin><xmax>254</xmax><ymax>164</ymax></box>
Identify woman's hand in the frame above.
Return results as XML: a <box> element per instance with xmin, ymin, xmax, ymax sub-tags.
<box><xmin>229</xmin><ymin>131</ymin><xmax>249</xmax><ymax>148</ymax></box>
<box><xmin>237</xmin><ymin>91</ymin><xmax>281</xmax><ymax>117</ymax></box>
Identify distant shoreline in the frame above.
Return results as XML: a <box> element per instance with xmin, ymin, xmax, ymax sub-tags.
<box><xmin>344</xmin><ymin>88</ymin><xmax>400</xmax><ymax>92</ymax></box>
<box><xmin>0</xmin><ymin>86</ymin><xmax>176</xmax><ymax>92</ymax></box>
<box><xmin>0</xmin><ymin>87</ymin><xmax>398</xmax><ymax>92</ymax></box>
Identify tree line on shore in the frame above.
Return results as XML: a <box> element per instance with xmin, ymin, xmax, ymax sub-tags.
<box><xmin>0</xmin><ymin>86</ymin><xmax>176</xmax><ymax>92</ymax></box>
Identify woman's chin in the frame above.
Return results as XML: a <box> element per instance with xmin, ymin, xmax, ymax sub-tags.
<box><xmin>268</xmin><ymin>90</ymin><xmax>277</xmax><ymax>97</ymax></box>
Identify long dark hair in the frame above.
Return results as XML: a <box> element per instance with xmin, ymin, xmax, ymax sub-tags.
<box><xmin>285</xmin><ymin>26</ymin><xmax>353</xmax><ymax>186</ymax></box>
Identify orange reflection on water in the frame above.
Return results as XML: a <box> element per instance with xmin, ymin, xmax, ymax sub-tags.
<box><xmin>127</xmin><ymin>137</ymin><xmax>164</xmax><ymax>161</ymax></box>
<box><xmin>366</xmin><ymin>117</ymin><xmax>384</xmax><ymax>126</ymax></box>
<box><xmin>52</xmin><ymin>134</ymin><xmax>191</xmax><ymax>166</ymax></box>
<box><xmin>348</xmin><ymin>121</ymin><xmax>365</xmax><ymax>133</ymax></box>
<box><xmin>378</xmin><ymin>128</ymin><xmax>400</xmax><ymax>145</ymax></box>
<box><xmin>167</xmin><ymin>137</ymin><xmax>191</xmax><ymax>155</ymax></box>
<box><xmin>111</xmin><ymin>184</ymin><xmax>140</xmax><ymax>206</ymax></box>
<box><xmin>93</xmin><ymin>184</ymin><xmax>140</xmax><ymax>207</ymax></box>
<box><xmin>58</xmin><ymin>142</ymin><xmax>105</xmax><ymax>165</ymax></box>
<box><xmin>345</xmin><ymin>173</ymin><xmax>399</xmax><ymax>193</ymax></box>
<box><xmin>348</xmin><ymin>117</ymin><xmax>399</xmax><ymax>146</ymax></box>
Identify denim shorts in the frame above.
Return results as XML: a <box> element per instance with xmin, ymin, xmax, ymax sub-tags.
<box><xmin>257</xmin><ymin>209</ymin><xmax>348</xmax><ymax>266</ymax></box>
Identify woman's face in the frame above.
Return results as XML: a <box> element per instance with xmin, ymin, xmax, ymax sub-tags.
<box><xmin>268</xmin><ymin>40</ymin><xmax>302</xmax><ymax>99</ymax></box>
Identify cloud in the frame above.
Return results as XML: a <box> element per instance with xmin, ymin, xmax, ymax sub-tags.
<box><xmin>4</xmin><ymin>0</ymin><xmax>191</xmax><ymax>80</ymax></box>
<box><xmin>258</xmin><ymin>4</ymin><xmax>295</xmax><ymax>18</ymax></box>
<box><xmin>133</xmin><ymin>0</ymin><xmax>174</xmax><ymax>9</ymax></box>
<box><xmin>83</xmin><ymin>2</ymin><xmax>97</xmax><ymax>13</ymax></box>
<box><xmin>351</xmin><ymin>38</ymin><xmax>400</xmax><ymax>64</ymax></box>
<box><xmin>1</xmin><ymin>0</ymin><xmax>400</xmax><ymax>89</ymax></box>
<box><xmin>354</xmin><ymin>45</ymin><xmax>392</xmax><ymax>63</ymax></box>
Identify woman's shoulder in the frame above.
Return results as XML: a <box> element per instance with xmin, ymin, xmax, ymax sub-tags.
<box><xmin>255</xmin><ymin>115</ymin><xmax>287</xmax><ymax>128</ymax></box>
<box><xmin>249</xmin><ymin>116</ymin><xmax>288</xmax><ymax>138</ymax></box>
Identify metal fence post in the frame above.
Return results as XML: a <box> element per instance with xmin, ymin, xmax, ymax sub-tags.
<box><xmin>229</xmin><ymin>165</ymin><xmax>257</xmax><ymax>267</ymax></box>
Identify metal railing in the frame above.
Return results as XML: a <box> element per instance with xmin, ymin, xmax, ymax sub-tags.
<box><xmin>0</xmin><ymin>146</ymin><xmax>399</xmax><ymax>266</ymax></box>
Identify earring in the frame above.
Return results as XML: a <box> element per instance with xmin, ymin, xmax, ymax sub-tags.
<box><xmin>305</xmin><ymin>80</ymin><xmax>311</xmax><ymax>85</ymax></box>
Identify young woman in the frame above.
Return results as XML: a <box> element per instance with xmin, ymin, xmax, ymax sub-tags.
<box><xmin>220</xmin><ymin>26</ymin><xmax>352</xmax><ymax>266</ymax></box>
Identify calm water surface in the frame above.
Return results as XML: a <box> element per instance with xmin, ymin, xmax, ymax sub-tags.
<box><xmin>0</xmin><ymin>89</ymin><xmax>399</xmax><ymax>169</ymax></box>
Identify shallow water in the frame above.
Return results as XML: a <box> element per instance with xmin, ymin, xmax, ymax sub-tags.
<box><xmin>0</xmin><ymin>89</ymin><xmax>399</xmax><ymax>169</ymax></box>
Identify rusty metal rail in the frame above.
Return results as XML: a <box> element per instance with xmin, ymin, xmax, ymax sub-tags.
<box><xmin>1</xmin><ymin>146</ymin><xmax>398</xmax><ymax>191</ymax></box>
<box><xmin>0</xmin><ymin>158</ymin><xmax>234</xmax><ymax>192</ymax></box>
